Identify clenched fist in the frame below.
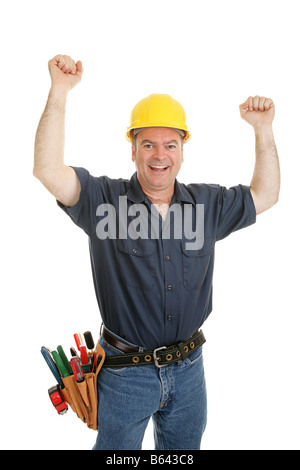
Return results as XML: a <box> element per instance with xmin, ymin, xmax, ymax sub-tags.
<box><xmin>239</xmin><ymin>96</ymin><xmax>275</xmax><ymax>129</ymax></box>
<box><xmin>48</xmin><ymin>54</ymin><xmax>84</xmax><ymax>94</ymax></box>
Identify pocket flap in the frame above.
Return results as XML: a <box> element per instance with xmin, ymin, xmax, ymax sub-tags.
<box><xmin>181</xmin><ymin>237</ymin><xmax>214</xmax><ymax>257</ymax></box>
<box><xmin>117</xmin><ymin>238</ymin><xmax>155</xmax><ymax>257</ymax></box>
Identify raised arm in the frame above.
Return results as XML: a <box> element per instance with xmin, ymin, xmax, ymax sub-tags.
<box><xmin>239</xmin><ymin>96</ymin><xmax>280</xmax><ymax>215</ymax></box>
<box><xmin>33</xmin><ymin>55</ymin><xmax>84</xmax><ymax>207</ymax></box>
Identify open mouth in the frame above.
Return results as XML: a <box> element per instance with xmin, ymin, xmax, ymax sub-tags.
<box><xmin>149</xmin><ymin>165</ymin><xmax>169</xmax><ymax>172</ymax></box>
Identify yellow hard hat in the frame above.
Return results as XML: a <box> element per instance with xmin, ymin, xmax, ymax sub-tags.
<box><xmin>126</xmin><ymin>94</ymin><xmax>191</xmax><ymax>143</ymax></box>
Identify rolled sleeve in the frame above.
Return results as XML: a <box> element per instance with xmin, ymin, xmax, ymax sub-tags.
<box><xmin>56</xmin><ymin>166</ymin><xmax>101</xmax><ymax>237</ymax></box>
<box><xmin>216</xmin><ymin>184</ymin><xmax>256</xmax><ymax>241</ymax></box>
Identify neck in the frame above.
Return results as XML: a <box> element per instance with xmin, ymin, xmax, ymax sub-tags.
<box><xmin>138</xmin><ymin>180</ymin><xmax>174</xmax><ymax>206</ymax></box>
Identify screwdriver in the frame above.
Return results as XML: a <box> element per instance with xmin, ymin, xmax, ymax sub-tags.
<box><xmin>70</xmin><ymin>357</ymin><xmax>84</xmax><ymax>383</ymax></box>
<box><xmin>79</xmin><ymin>345</ymin><xmax>89</xmax><ymax>365</ymax></box>
<box><xmin>84</xmin><ymin>331</ymin><xmax>95</xmax><ymax>353</ymax></box>
<box><xmin>84</xmin><ymin>331</ymin><xmax>96</xmax><ymax>372</ymax></box>
<box><xmin>74</xmin><ymin>333</ymin><xmax>84</xmax><ymax>351</ymax></box>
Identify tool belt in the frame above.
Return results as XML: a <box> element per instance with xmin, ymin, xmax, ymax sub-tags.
<box><xmin>41</xmin><ymin>333</ymin><xmax>106</xmax><ymax>431</ymax></box>
<box><xmin>60</xmin><ymin>342</ymin><xmax>105</xmax><ymax>430</ymax></box>
<box><xmin>42</xmin><ymin>329</ymin><xmax>205</xmax><ymax>430</ymax></box>
<box><xmin>102</xmin><ymin>328</ymin><xmax>206</xmax><ymax>369</ymax></box>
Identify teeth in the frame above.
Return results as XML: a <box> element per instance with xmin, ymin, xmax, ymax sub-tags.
<box><xmin>150</xmin><ymin>165</ymin><xmax>168</xmax><ymax>169</ymax></box>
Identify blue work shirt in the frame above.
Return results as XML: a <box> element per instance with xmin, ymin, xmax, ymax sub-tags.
<box><xmin>57</xmin><ymin>168</ymin><xmax>256</xmax><ymax>350</ymax></box>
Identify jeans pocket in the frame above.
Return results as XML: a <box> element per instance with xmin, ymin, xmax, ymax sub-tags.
<box><xmin>185</xmin><ymin>347</ymin><xmax>203</xmax><ymax>366</ymax></box>
<box><xmin>104</xmin><ymin>366</ymin><xmax>129</xmax><ymax>374</ymax></box>
<box><xmin>100</xmin><ymin>338</ymin><xmax>130</xmax><ymax>374</ymax></box>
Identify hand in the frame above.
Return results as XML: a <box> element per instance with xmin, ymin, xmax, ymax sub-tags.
<box><xmin>48</xmin><ymin>55</ymin><xmax>84</xmax><ymax>95</ymax></box>
<box><xmin>239</xmin><ymin>96</ymin><xmax>275</xmax><ymax>129</ymax></box>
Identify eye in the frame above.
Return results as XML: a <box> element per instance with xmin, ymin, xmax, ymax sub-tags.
<box><xmin>167</xmin><ymin>144</ymin><xmax>176</xmax><ymax>149</ymax></box>
<box><xmin>143</xmin><ymin>144</ymin><xmax>153</xmax><ymax>149</ymax></box>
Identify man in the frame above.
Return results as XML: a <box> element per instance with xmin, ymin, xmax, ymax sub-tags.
<box><xmin>33</xmin><ymin>55</ymin><xmax>280</xmax><ymax>450</ymax></box>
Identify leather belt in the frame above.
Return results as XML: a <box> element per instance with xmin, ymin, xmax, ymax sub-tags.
<box><xmin>102</xmin><ymin>327</ymin><xmax>139</xmax><ymax>353</ymax></box>
<box><xmin>101</xmin><ymin>328</ymin><xmax>206</xmax><ymax>368</ymax></box>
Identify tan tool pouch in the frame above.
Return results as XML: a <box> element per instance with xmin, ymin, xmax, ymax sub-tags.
<box><xmin>60</xmin><ymin>343</ymin><xmax>105</xmax><ymax>430</ymax></box>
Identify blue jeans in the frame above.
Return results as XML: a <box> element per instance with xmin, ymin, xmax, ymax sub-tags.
<box><xmin>93</xmin><ymin>328</ymin><xmax>207</xmax><ymax>450</ymax></box>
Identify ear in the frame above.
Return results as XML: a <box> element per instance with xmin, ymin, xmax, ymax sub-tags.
<box><xmin>131</xmin><ymin>145</ymin><xmax>135</xmax><ymax>162</ymax></box>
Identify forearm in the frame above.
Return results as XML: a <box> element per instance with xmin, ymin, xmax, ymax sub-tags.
<box><xmin>250</xmin><ymin>125</ymin><xmax>280</xmax><ymax>214</ymax></box>
<box><xmin>33</xmin><ymin>88</ymin><xmax>68</xmax><ymax>177</ymax></box>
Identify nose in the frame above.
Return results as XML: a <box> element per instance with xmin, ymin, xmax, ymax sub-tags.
<box><xmin>154</xmin><ymin>145</ymin><xmax>167</xmax><ymax>159</ymax></box>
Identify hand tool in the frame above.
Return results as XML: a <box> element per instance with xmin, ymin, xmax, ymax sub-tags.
<box><xmin>80</xmin><ymin>346</ymin><xmax>93</xmax><ymax>373</ymax></box>
<box><xmin>70</xmin><ymin>347</ymin><xmax>78</xmax><ymax>357</ymax></box>
<box><xmin>84</xmin><ymin>331</ymin><xmax>95</xmax><ymax>353</ymax></box>
<box><xmin>74</xmin><ymin>333</ymin><xmax>84</xmax><ymax>351</ymax></box>
<box><xmin>79</xmin><ymin>344</ymin><xmax>92</xmax><ymax>373</ymax></box>
<box><xmin>70</xmin><ymin>357</ymin><xmax>84</xmax><ymax>383</ymax></box>
<box><xmin>57</xmin><ymin>345</ymin><xmax>73</xmax><ymax>376</ymax></box>
<box><xmin>48</xmin><ymin>385</ymin><xmax>68</xmax><ymax>415</ymax></box>
<box><xmin>79</xmin><ymin>345</ymin><xmax>89</xmax><ymax>365</ymax></box>
<box><xmin>41</xmin><ymin>346</ymin><xmax>64</xmax><ymax>387</ymax></box>
<box><xmin>51</xmin><ymin>350</ymin><xmax>70</xmax><ymax>378</ymax></box>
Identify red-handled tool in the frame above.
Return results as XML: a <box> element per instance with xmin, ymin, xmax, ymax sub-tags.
<box><xmin>79</xmin><ymin>345</ymin><xmax>89</xmax><ymax>365</ymax></box>
<box><xmin>70</xmin><ymin>357</ymin><xmax>84</xmax><ymax>383</ymax></box>
<box><xmin>48</xmin><ymin>385</ymin><xmax>68</xmax><ymax>415</ymax></box>
<box><xmin>73</xmin><ymin>333</ymin><xmax>84</xmax><ymax>351</ymax></box>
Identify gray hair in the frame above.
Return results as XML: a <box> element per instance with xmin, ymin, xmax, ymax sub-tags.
<box><xmin>132</xmin><ymin>127</ymin><xmax>185</xmax><ymax>138</ymax></box>
<box><xmin>132</xmin><ymin>127</ymin><xmax>184</xmax><ymax>149</ymax></box>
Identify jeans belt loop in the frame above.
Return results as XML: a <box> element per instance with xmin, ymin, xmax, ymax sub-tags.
<box><xmin>178</xmin><ymin>342</ymin><xmax>188</xmax><ymax>361</ymax></box>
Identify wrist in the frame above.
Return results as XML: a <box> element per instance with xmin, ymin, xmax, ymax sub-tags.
<box><xmin>254</xmin><ymin>123</ymin><xmax>275</xmax><ymax>148</ymax></box>
<box><xmin>49</xmin><ymin>86</ymin><xmax>69</xmax><ymax>103</ymax></box>
<box><xmin>254</xmin><ymin>122</ymin><xmax>273</xmax><ymax>134</ymax></box>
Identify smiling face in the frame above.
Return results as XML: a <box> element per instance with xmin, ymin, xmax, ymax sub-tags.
<box><xmin>131</xmin><ymin>127</ymin><xmax>184</xmax><ymax>196</ymax></box>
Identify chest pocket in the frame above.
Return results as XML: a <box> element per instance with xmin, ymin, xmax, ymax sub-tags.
<box><xmin>117</xmin><ymin>238</ymin><xmax>156</xmax><ymax>290</ymax></box>
<box><xmin>181</xmin><ymin>238</ymin><xmax>214</xmax><ymax>291</ymax></box>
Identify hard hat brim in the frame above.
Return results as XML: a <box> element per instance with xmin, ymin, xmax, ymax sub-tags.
<box><xmin>126</xmin><ymin>126</ymin><xmax>191</xmax><ymax>143</ymax></box>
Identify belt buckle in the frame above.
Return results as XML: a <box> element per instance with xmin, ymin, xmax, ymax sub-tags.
<box><xmin>153</xmin><ymin>346</ymin><xmax>167</xmax><ymax>368</ymax></box>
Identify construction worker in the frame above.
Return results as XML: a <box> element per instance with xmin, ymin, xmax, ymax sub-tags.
<box><xmin>34</xmin><ymin>55</ymin><xmax>280</xmax><ymax>450</ymax></box>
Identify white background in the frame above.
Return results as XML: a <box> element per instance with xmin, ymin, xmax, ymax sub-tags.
<box><xmin>1</xmin><ymin>0</ymin><xmax>299</xmax><ymax>450</ymax></box>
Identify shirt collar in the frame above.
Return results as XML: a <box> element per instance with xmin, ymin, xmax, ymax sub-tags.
<box><xmin>174</xmin><ymin>179</ymin><xmax>195</xmax><ymax>204</ymax></box>
<box><xmin>126</xmin><ymin>172</ymin><xmax>195</xmax><ymax>205</ymax></box>
<box><xmin>125</xmin><ymin>173</ymin><xmax>147</xmax><ymax>203</ymax></box>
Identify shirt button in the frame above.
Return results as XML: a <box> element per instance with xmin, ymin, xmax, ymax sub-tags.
<box><xmin>167</xmin><ymin>315</ymin><xmax>172</xmax><ymax>321</ymax></box>
<box><xmin>167</xmin><ymin>284</ymin><xmax>172</xmax><ymax>291</ymax></box>
<box><xmin>132</xmin><ymin>248</ymin><xmax>138</xmax><ymax>254</ymax></box>
<box><xmin>165</xmin><ymin>255</ymin><xmax>170</xmax><ymax>261</ymax></box>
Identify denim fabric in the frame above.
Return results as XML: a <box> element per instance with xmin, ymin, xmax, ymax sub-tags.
<box><xmin>93</xmin><ymin>328</ymin><xmax>207</xmax><ymax>450</ymax></box>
